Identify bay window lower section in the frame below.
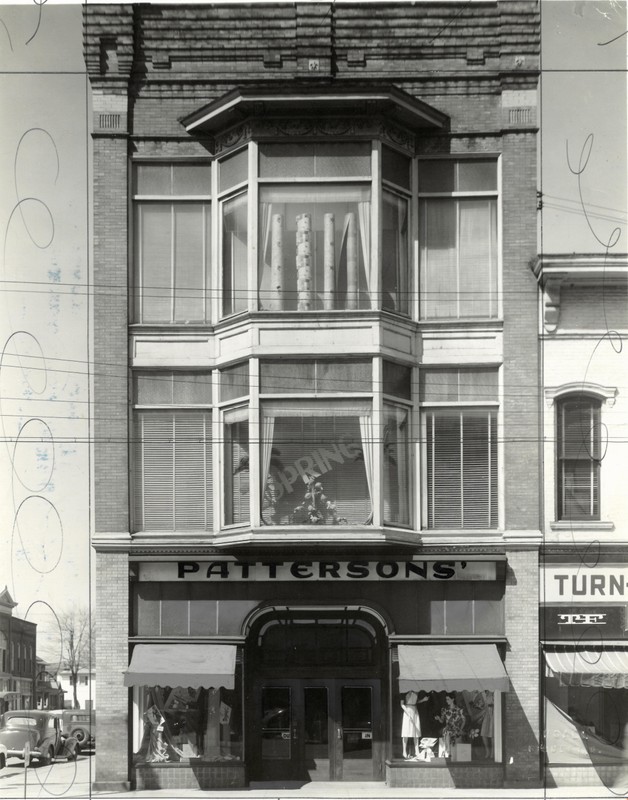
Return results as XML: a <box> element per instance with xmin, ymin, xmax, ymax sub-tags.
<box><xmin>261</xmin><ymin>401</ymin><xmax>372</xmax><ymax>525</ymax></box>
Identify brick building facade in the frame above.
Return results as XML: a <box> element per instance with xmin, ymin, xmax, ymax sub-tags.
<box><xmin>0</xmin><ymin>587</ymin><xmax>37</xmax><ymax>713</ymax></box>
<box><xmin>84</xmin><ymin>2</ymin><xmax>543</xmax><ymax>791</ymax></box>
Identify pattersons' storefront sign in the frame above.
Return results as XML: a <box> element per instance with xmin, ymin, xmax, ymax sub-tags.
<box><xmin>139</xmin><ymin>559</ymin><xmax>499</xmax><ymax>582</ymax></box>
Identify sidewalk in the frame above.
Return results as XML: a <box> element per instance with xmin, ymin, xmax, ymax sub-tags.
<box><xmin>98</xmin><ymin>779</ymin><xmax>628</xmax><ymax>800</ymax></box>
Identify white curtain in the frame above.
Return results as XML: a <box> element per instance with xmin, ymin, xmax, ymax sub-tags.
<box><xmin>261</xmin><ymin>416</ymin><xmax>275</xmax><ymax>491</ymax></box>
<box><xmin>358</xmin><ymin>201</ymin><xmax>371</xmax><ymax>298</ymax></box>
<box><xmin>359</xmin><ymin>414</ymin><xmax>374</xmax><ymax>522</ymax></box>
<box><xmin>419</xmin><ymin>199</ymin><xmax>457</xmax><ymax>318</ymax></box>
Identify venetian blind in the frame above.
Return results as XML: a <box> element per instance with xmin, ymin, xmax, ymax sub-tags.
<box><xmin>134</xmin><ymin>411</ymin><xmax>212</xmax><ymax>531</ymax></box>
<box><xmin>426</xmin><ymin>409</ymin><xmax>497</xmax><ymax>529</ymax></box>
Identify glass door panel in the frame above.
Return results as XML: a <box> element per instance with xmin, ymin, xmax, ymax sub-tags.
<box><xmin>341</xmin><ymin>685</ymin><xmax>374</xmax><ymax>780</ymax></box>
<box><xmin>304</xmin><ymin>686</ymin><xmax>329</xmax><ymax>781</ymax></box>
<box><xmin>261</xmin><ymin>686</ymin><xmax>292</xmax><ymax>761</ymax></box>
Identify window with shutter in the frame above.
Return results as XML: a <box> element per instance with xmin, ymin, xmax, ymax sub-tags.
<box><xmin>557</xmin><ymin>397</ymin><xmax>601</xmax><ymax>521</ymax></box>
<box><xmin>425</xmin><ymin>409</ymin><xmax>497</xmax><ymax>530</ymax></box>
<box><xmin>133</xmin><ymin>410</ymin><xmax>212</xmax><ymax>531</ymax></box>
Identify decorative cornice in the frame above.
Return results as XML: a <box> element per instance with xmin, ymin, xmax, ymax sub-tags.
<box><xmin>532</xmin><ymin>253</ymin><xmax>628</xmax><ymax>332</ymax></box>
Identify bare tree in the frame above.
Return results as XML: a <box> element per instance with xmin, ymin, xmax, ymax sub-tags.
<box><xmin>58</xmin><ymin>608</ymin><xmax>95</xmax><ymax>709</ymax></box>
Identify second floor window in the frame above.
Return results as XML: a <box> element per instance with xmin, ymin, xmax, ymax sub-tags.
<box><xmin>557</xmin><ymin>397</ymin><xmax>601</xmax><ymax>521</ymax></box>
<box><xmin>422</xmin><ymin>368</ymin><xmax>499</xmax><ymax>530</ymax></box>
<box><xmin>133</xmin><ymin>163</ymin><xmax>211</xmax><ymax>324</ymax></box>
<box><xmin>133</xmin><ymin>372</ymin><xmax>213</xmax><ymax>531</ymax></box>
<box><xmin>419</xmin><ymin>159</ymin><xmax>498</xmax><ymax>320</ymax></box>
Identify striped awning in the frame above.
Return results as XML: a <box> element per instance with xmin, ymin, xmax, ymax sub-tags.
<box><xmin>545</xmin><ymin>648</ymin><xmax>628</xmax><ymax>689</ymax></box>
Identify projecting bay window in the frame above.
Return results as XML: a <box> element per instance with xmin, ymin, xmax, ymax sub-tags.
<box><xmin>419</xmin><ymin>159</ymin><xmax>498</xmax><ymax>320</ymax></box>
<box><xmin>557</xmin><ymin>397</ymin><xmax>601</xmax><ymax>521</ymax></box>
<box><xmin>421</xmin><ymin>369</ymin><xmax>499</xmax><ymax>530</ymax></box>
<box><xmin>133</xmin><ymin>372</ymin><xmax>213</xmax><ymax>532</ymax></box>
<box><xmin>133</xmin><ymin>163</ymin><xmax>211</xmax><ymax>324</ymax></box>
<box><xmin>261</xmin><ymin>401</ymin><xmax>373</xmax><ymax>526</ymax></box>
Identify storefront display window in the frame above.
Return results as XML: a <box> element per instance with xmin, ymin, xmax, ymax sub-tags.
<box><xmin>134</xmin><ymin>683</ymin><xmax>242</xmax><ymax>764</ymax></box>
<box><xmin>544</xmin><ymin>649</ymin><xmax>628</xmax><ymax>767</ymax></box>
<box><xmin>394</xmin><ymin>689</ymin><xmax>498</xmax><ymax>762</ymax></box>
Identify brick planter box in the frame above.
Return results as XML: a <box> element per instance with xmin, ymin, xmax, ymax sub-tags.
<box><xmin>136</xmin><ymin>761</ymin><xmax>246</xmax><ymax>790</ymax></box>
<box><xmin>386</xmin><ymin>759</ymin><xmax>504</xmax><ymax>788</ymax></box>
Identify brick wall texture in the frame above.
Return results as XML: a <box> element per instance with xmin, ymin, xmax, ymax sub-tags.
<box><xmin>94</xmin><ymin>551</ymin><xmax>129</xmax><ymax>789</ymax></box>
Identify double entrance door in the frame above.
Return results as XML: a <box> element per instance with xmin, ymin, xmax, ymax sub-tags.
<box><xmin>251</xmin><ymin>678</ymin><xmax>381</xmax><ymax>783</ymax></box>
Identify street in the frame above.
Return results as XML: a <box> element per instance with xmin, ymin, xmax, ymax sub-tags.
<box><xmin>0</xmin><ymin>752</ymin><xmax>94</xmax><ymax>799</ymax></box>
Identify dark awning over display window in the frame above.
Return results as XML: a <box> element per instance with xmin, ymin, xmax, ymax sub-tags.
<box><xmin>545</xmin><ymin>648</ymin><xmax>628</xmax><ymax>689</ymax></box>
<box><xmin>124</xmin><ymin>644</ymin><xmax>236</xmax><ymax>689</ymax></box>
<box><xmin>398</xmin><ymin>643</ymin><xmax>509</xmax><ymax>692</ymax></box>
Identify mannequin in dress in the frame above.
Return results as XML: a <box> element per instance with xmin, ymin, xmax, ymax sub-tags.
<box><xmin>400</xmin><ymin>690</ymin><xmax>429</xmax><ymax>759</ymax></box>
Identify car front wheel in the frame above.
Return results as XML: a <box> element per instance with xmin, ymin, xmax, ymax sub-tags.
<box><xmin>40</xmin><ymin>747</ymin><xmax>54</xmax><ymax>767</ymax></box>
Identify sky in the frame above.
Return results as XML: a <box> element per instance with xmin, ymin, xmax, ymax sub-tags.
<box><xmin>0</xmin><ymin>0</ymin><xmax>626</xmax><ymax>663</ymax></box>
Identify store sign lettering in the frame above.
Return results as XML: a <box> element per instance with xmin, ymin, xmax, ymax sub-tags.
<box><xmin>138</xmin><ymin>559</ymin><xmax>497</xmax><ymax>582</ymax></box>
<box><xmin>543</xmin><ymin>567</ymin><xmax>628</xmax><ymax>604</ymax></box>
<box><xmin>542</xmin><ymin>605</ymin><xmax>626</xmax><ymax>640</ymax></box>
<box><xmin>557</xmin><ymin>613</ymin><xmax>606</xmax><ymax>625</ymax></box>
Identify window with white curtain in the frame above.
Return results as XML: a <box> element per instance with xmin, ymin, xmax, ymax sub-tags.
<box><xmin>557</xmin><ymin>396</ymin><xmax>601</xmax><ymax>521</ymax></box>
<box><xmin>419</xmin><ymin>159</ymin><xmax>498</xmax><ymax>320</ymax></box>
<box><xmin>133</xmin><ymin>163</ymin><xmax>211</xmax><ymax>324</ymax></box>
<box><xmin>258</xmin><ymin>185</ymin><xmax>371</xmax><ymax>311</ymax></box>
<box><xmin>421</xmin><ymin>368</ymin><xmax>499</xmax><ymax>530</ymax></box>
<box><xmin>260</xmin><ymin>400</ymin><xmax>372</xmax><ymax>526</ymax></box>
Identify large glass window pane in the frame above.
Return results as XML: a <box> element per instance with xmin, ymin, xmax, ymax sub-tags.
<box><xmin>383</xmin><ymin>404</ymin><xmax>410</xmax><ymax>526</ymax></box>
<box><xmin>224</xmin><ymin>408</ymin><xmax>250</xmax><ymax>526</ymax></box>
<box><xmin>222</xmin><ymin>193</ymin><xmax>248</xmax><ymax>317</ymax></box>
<box><xmin>135</xmin><ymin>678</ymin><xmax>242</xmax><ymax>763</ymax></box>
<box><xmin>419</xmin><ymin>199</ymin><xmax>457</xmax><ymax>318</ymax></box>
<box><xmin>173</xmin><ymin>204</ymin><xmax>209</xmax><ymax>322</ymax></box>
<box><xmin>135</xmin><ymin>202</ymin><xmax>209</xmax><ymax>323</ymax></box>
<box><xmin>425</xmin><ymin>409</ymin><xmax>497</xmax><ymax>529</ymax></box>
<box><xmin>258</xmin><ymin>186</ymin><xmax>371</xmax><ymax>311</ymax></box>
<box><xmin>261</xmin><ymin>403</ymin><xmax>372</xmax><ymax>526</ymax></box>
<box><xmin>382</xmin><ymin>190</ymin><xmax>409</xmax><ymax>313</ymax></box>
<box><xmin>420</xmin><ymin>198</ymin><xmax>497</xmax><ymax>320</ymax></box>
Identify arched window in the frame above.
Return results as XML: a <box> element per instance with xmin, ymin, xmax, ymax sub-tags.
<box><xmin>556</xmin><ymin>396</ymin><xmax>601</xmax><ymax>521</ymax></box>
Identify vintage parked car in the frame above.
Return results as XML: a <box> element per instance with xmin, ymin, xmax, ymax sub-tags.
<box><xmin>0</xmin><ymin>711</ymin><xmax>79</xmax><ymax>766</ymax></box>
<box><xmin>50</xmin><ymin>709</ymin><xmax>95</xmax><ymax>749</ymax></box>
